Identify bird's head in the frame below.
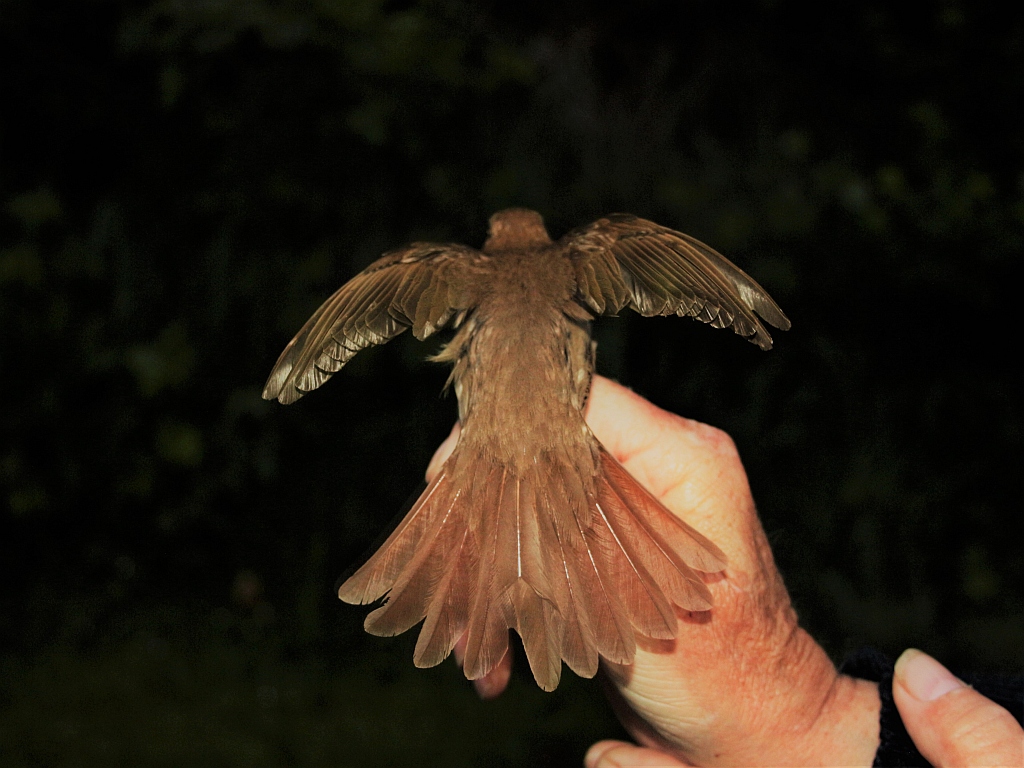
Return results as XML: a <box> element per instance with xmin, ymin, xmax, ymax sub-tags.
<box><xmin>484</xmin><ymin>208</ymin><xmax>552</xmax><ymax>251</ymax></box>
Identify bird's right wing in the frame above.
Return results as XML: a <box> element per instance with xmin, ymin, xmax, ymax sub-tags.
<box><xmin>263</xmin><ymin>243</ymin><xmax>488</xmax><ymax>404</ymax></box>
<box><xmin>564</xmin><ymin>214</ymin><xmax>790</xmax><ymax>349</ymax></box>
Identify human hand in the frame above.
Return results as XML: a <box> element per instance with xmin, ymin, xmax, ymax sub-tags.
<box><xmin>427</xmin><ymin>376</ymin><xmax>881</xmax><ymax>765</ymax></box>
<box><xmin>890</xmin><ymin>648</ymin><xmax>1023</xmax><ymax>768</ymax></box>
<box><xmin>587</xmin><ymin>647</ymin><xmax>1024</xmax><ymax>768</ymax></box>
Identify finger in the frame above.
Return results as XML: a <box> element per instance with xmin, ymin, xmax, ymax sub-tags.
<box><xmin>584</xmin><ymin>740</ymin><xmax>688</xmax><ymax>767</ymax></box>
<box><xmin>472</xmin><ymin>648</ymin><xmax>512</xmax><ymax>700</ymax></box>
<box><xmin>452</xmin><ymin>633</ymin><xmax>512</xmax><ymax>700</ymax></box>
<box><xmin>426</xmin><ymin>422</ymin><xmax>461</xmax><ymax>482</ymax></box>
<box><xmin>585</xmin><ymin>376</ymin><xmax>756</xmax><ymax>563</ymax></box>
<box><xmin>453</xmin><ymin>633</ymin><xmax>466</xmax><ymax>665</ymax></box>
<box><xmin>893</xmin><ymin>648</ymin><xmax>1023</xmax><ymax>768</ymax></box>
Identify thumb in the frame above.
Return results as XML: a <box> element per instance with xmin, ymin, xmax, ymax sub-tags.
<box><xmin>892</xmin><ymin>648</ymin><xmax>1023</xmax><ymax>768</ymax></box>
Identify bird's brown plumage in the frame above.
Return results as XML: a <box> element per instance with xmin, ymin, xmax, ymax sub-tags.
<box><xmin>264</xmin><ymin>208</ymin><xmax>789</xmax><ymax>690</ymax></box>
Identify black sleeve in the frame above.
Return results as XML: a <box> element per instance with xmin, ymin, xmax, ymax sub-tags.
<box><xmin>840</xmin><ymin>647</ymin><xmax>1024</xmax><ymax>768</ymax></box>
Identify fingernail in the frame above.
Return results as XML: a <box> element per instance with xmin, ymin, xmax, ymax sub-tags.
<box><xmin>895</xmin><ymin>648</ymin><xmax>965</xmax><ymax>701</ymax></box>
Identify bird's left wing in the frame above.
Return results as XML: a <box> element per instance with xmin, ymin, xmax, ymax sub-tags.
<box><xmin>263</xmin><ymin>243</ymin><xmax>488</xmax><ymax>404</ymax></box>
<box><xmin>564</xmin><ymin>214</ymin><xmax>790</xmax><ymax>349</ymax></box>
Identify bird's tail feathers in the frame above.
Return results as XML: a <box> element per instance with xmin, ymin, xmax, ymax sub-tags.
<box><xmin>336</xmin><ymin>441</ymin><xmax>726</xmax><ymax>691</ymax></box>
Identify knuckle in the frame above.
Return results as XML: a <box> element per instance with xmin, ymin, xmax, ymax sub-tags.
<box><xmin>690</xmin><ymin>421</ymin><xmax>739</xmax><ymax>459</ymax></box>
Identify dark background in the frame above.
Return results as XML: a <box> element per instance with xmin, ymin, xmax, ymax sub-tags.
<box><xmin>1</xmin><ymin>1</ymin><xmax>1021</xmax><ymax>765</ymax></box>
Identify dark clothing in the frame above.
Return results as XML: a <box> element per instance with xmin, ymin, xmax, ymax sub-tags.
<box><xmin>841</xmin><ymin>648</ymin><xmax>1024</xmax><ymax>767</ymax></box>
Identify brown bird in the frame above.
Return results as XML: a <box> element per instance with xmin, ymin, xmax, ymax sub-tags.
<box><xmin>263</xmin><ymin>209</ymin><xmax>789</xmax><ymax>691</ymax></box>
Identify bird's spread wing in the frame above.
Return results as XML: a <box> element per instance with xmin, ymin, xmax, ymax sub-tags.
<box><xmin>564</xmin><ymin>214</ymin><xmax>790</xmax><ymax>349</ymax></box>
<box><xmin>263</xmin><ymin>243</ymin><xmax>487</xmax><ymax>404</ymax></box>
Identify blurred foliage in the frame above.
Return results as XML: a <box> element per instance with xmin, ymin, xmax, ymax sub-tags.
<box><xmin>1</xmin><ymin>0</ymin><xmax>1021</xmax><ymax>764</ymax></box>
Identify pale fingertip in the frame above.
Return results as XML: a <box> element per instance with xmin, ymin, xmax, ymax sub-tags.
<box><xmin>473</xmin><ymin>675</ymin><xmax>502</xmax><ymax>700</ymax></box>
<box><xmin>895</xmin><ymin>648</ymin><xmax>965</xmax><ymax>702</ymax></box>
<box><xmin>473</xmin><ymin>649</ymin><xmax>512</xmax><ymax>700</ymax></box>
<box><xmin>452</xmin><ymin>633</ymin><xmax>467</xmax><ymax>667</ymax></box>
<box><xmin>584</xmin><ymin>741</ymin><xmax>687</xmax><ymax>767</ymax></box>
<box><xmin>425</xmin><ymin>422</ymin><xmax>461</xmax><ymax>481</ymax></box>
<box><xmin>584</xmin><ymin>740</ymin><xmax>630</xmax><ymax>768</ymax></box>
